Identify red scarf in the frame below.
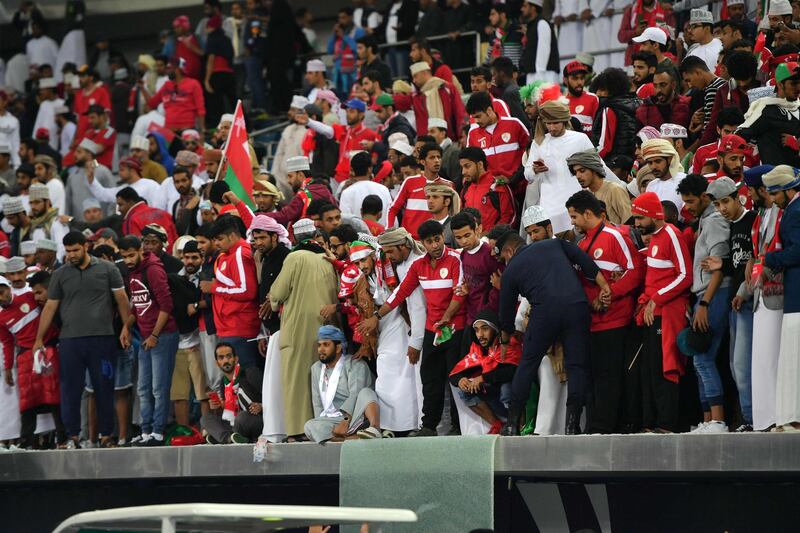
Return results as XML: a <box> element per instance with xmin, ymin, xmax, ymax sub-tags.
<box><xmin>753</xmin><ymin>208</ymin><xmax>784</xmax><ymax>296</ymax></box>
<box><xmin>631</xmin><ymin>0</ymin><xmax>666</xmax><ymax>28</ymax></box>
<box><xmin>222</xmin><ymin>364</ymin><xmax>241</xmax><ymax>424</ymax></box>
<box><xmin>490</xmin><ymin>25</ymin><xmax>508</xmax><ymax>59</ymax></box>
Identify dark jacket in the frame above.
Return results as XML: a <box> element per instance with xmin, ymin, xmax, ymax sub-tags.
<box><xmin>499</xmin><ymin>82</ymin><xmax>532</xmax><ymax>131</ymax></box>
<box><xmin>258</xmin><ymin>243</ymin><xmax>290</xmax><ymax>333</ymax></box>
<box><xmin>362</xmin><ymin>58</ymin><xmax>393</xmax><ymax>91</ymax></box>
<box><xmin>416</xmin><ymin>4</ymin><xmax>443</xmax><ymax>40</ymax></box>
<box><xmin>373</xmin><ymin>113</ymin><xmax>415</xmax><ymax>161</ymax></box>
<box><xmin>765</xmin><ymin>196</ymin><xmax>800</xmax><ymax>314</ymax></box>
<box><xmin>157</xmin><ymin>249</ymin><xmax>183</xmax><ymax>274</ymax></box>
<box><xmin>519</xmin><ymin>16</ymin><xmax>559</xmax><ymax>76</ymax></box>
<box><xmin>738</xmin><ymin>104</ymin><xmax>800</xmax><ymax>168</ymax></box>
<box><xmin>635</xmin><ymin>95</ymin><xmax>691</xmax><ymax>130</ymax></box>
<box><xmin>309</xmin><ymin>134</ymin><xmax>339</xmax><ymax>179</ymax></box>
<box><xmin>215</xmin><ymin>366</ymin><xmax>264</xmax><ymax>411</ymax></box>
<box><xmin>199</xmin><ymin>252</ymin><xmax>218</xmax><ymax>335</ymax></box>
<box><xmin>380</xmin><ymin>0</ymin><xmax>420</xmax><ymax>42</ymax></box>
<box><xmin>170</xmin><ymin>273</ymin><xmax>201</xmax><ymax>335</ymax></box>
<box><xmin>171</xmin><ymin>198</ymin><xmax>200</xmax><ymax>237</ymax></box>
<box><xmin>593</xmin><ymin>94</ymin><xmax>641</xmax><ymax>160</ymax></box>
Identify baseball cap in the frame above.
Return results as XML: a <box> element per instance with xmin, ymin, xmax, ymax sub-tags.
<box><xmin>563</xmin><ymin>61</ymin><xmax>588</xmax><ymax>76</ymax></box>
<box><xmin>344</xmin><ymin>99</ymin><xmax>366</xmax><ymax>112</ymax></box>
<box><xmin>374</xmin><ymin>93</ymin><xmax>394</xmax><ymax>107</ymax></box>
<box><xmin>776</xmin><ymin>62</ymin><xmax>800</xmax><ymax>83</ymax></box>
<box><xmin>84</xmin><ymin>104</ymin><xmax>106</xmax><ymax>116</ymax></box>
<box><xmin>633</xmin><ymin>27</ymin><xmax>668</xmax><ymax>45</ymax></box>
<box><xmin>706</xmin><ymin>177</ymin><xmax>739</xmax><ymax>199</ymax></box>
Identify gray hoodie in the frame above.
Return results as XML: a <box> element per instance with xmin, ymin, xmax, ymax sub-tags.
<box><xmin>692</xmin><ymin>202</ymin><xmax>731</xmax><ymax>294</ymax></box>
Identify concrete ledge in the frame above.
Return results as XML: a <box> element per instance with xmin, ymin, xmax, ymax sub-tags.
<box><xmin>3</xmin><ymin>434</ymin><xmax>800</xmax><ymax>483</ymax></box>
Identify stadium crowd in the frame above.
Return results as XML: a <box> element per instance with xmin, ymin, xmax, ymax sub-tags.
<box><xmin>1</xmin><ymin>0</ymin><xmax>800</xmax><ymax>451</ymax></box>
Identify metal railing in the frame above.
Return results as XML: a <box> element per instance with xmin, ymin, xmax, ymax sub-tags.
<box><xmin>378</xmin><ymin>30</ymin><xmax>483</xmax><ymax>77</ymax></box>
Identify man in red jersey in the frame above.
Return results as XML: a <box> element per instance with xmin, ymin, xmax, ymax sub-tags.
<box><xmin>563</xmin><ymin>61</ymin><xmax>599</xmax><ymax>134</ymax></box>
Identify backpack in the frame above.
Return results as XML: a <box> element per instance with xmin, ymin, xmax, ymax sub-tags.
<box><xmin>140</xmin><ymin>265</ymin><xmax>199</xmax><ymax>335</ymax></box>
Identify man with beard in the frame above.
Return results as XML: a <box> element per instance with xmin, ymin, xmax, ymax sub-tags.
<box><xmin>70</xmin><ymin>105</ymin><xmax>116</xmax><ymax>170</ymax></box>
<box><xmin>692</xmin><ymin>106</ymin><xmax>745</xmax><ymax>174</ymax></box>
<box><xmin>249</xmin><ymin>215</ymin><xmax>291</xmax><ymax>340</ymax></box>
<box><xmin>642</xmin><ymin>139</ymin><xmax>688</xmax><ymax>216</ymax></box>
<box><xmin>0</xmin><ymin>275</ymin><xmax>65</xmax><ymax>449</ymax></box>
<box><xmin>2</xmin><ymin>197</ymin><xmax>32</xmax><ymax>257</ymax></box>
<box><xmin>201</xmin><ymin>342</ymin><xmax>264</xmax><ymax>444</ymax></box>
<box><xmin>170</xmin><ymin>167</ymin><xmax>200</xmax><ymax>236</ymax></box>
<box><xmin>33</xmin><ymin>154</ymin><xmax>65</xmax><ymax>214</ymax></box>
<box><xmin>425</xmin><ymin>183</ymin><xmax>460</xmax><ymax>248</ymax></box>
<box><xmin>711</xmin><ymin>135</ymin><xmax>751</xmax><ymax>207</ymax></box>
<box><xmin>524</xmin><ymin>100</ymin><xmax>594</xmax><ymax>234</ymax></box>
<box><xmin>741</xmin><ymin>166</ymin><xmax>783</xmax><ymax>431</ymax></box>
<box><xmin>631</xmin><ymin>52</ymin><xmax>657</xmax><ymax>99</ymax></box>
<box><xmin>270</xmin><ymin>96</ymin><xmax>309</xmax><ymax>198</ymax></box>
<box><xmin>268</xmin><ymin>218</ymin><xmax>338</xmax><ymax>441</ymax></box>
<box><xmin>490</xmin><ymin>57</ymin><xmax>532</xmax><ymax>131</ymax></box>
<box><xmin>27</xmin><ymin>183</ymin><xmax>69</xmax><ymax>260</ymax></box>
<box><xmin>144</xmin><ymin>58</ymin><xmax>205</xmax><ymax>134</ymax></box>
<box><xmin>350</xmin><ymin>241</ymin><xmax>417</xmax><ymax>435</ymax></box>
<box><xmin>129</xmin><ymin>135</ymin><xmax>167</xmax><ymax>184</ymax></box>
<box><xmin>141</xmin><ymin>224</ymin><xmax>182</xmax><ymax>274</ymax></box>
<box><xmin>449</xmin><ymin>309</ymin><xmax>521</xmax><ymax>434</ymax></box>
<box><xmin>738</xmin><ymin>62</ymin><xmax>800</xmax><ymax>168</ymax></box>
<box><xmin>761</xmin><ymin>166</ymin><xmax>800</xmax><ymax>432</ymax></box>
<box><xmin>304</xmin><ymin>325</ymin><xmax>382</xmax><ymax>441</ymax></box>
<box><xmin>170</xmin><ymin>240</ymin><xmax>210</xmax><ymax>428</ymax></box>
<box><xmin>700</xmin><ymin>177</ymin><xmax>757</xmax><ymax>432</ymax></box>
<box><xmin>118</xmin><ymin>235</ymin><xmax>179</xmax><ymax>447</ymax></box>
<box><xmin>296</xmin><ymin>98</ymin><xmax>379</xmax><ymax>187</ymax></box>
<box><xmin>563</xmin><ymin>61</ymin><xmax>599</xmax><ymax>135</ymax></box>
<box><xmin>34</xmin><ymin>231</ymin><xmax>130</xmax><ymax>449</ymax></box>
<box><xmin>264</xmin><ymin>156</ymin><xmax>336</xmax><ymax>226</ymax></box>
<box><xmin>631</xmin><ymin>192</ymin><xmax>692</xmax><ymax>433</ymax></box>
<box><xmin>636</xmin><ymin>67</ymin><xmax>691</xmax><ymax>130</ymax></box>
<box><xmin>567</xmin><ymin>150</ymin><xmax>632</xmax><ymax>225</ymax></box>
<box><xmin>64</xmin><ymin>139</ymin><xmax>116</xmax><ymax>219</ymax></box>
<box><xmin>388</xmin><ymin>143</ymin><xmax>455</xmax><ymax>239</ymax></box>
<box><xmin>725</xmin><ymin>0</ymin><xmax>758</xmax><ymax>41</ymax></box>
<box><xmin>86</xmin><ymin>156</ymin><xmax>160</xmax><ymax>208</ymax></box>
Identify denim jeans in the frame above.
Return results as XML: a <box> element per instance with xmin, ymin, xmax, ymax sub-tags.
<box><xmin>217</xmin><ymin>336</ymin><xmax>259</xmax><ymax>369</ymax></box>
<box><xmin>244</xmin><ymin>56</ymin><xmax>266</xmax><ymax>110</ymax></box>
<box><xmin>693</xmin><ymin>286</ymin><xmax>732</xmax><ymax>411</ymax></box>
<box><xmin>730</xmin><ymin>299</ymin><xmax>754</xmax><ymax>424</ymax></box>
<box><xmin>457</xmin><ymin>382</ymin><xmax>512</xmax><ymax>418</ymax></box>
<box><xmin>137</xmin><ymin>331</ymin><xmax>178</xmax><ymax>435</ymax></box>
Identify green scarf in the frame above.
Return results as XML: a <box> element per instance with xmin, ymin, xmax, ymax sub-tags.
<box><xmin>25</xmin><ymin>207</ymin><xmax>59</xmax><ymax>240</ymax></box>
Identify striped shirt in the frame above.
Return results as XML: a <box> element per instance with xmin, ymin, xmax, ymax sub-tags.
<box><xmin>702</xmin><ymin>77</ymin><xmax>727</xmax><ymax>126</ymax></box>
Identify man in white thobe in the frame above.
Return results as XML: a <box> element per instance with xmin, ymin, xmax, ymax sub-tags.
<box><xmin>32</xmin><ymin>78</ymin><xmax>64</xmax><ymax>151</ymax></box>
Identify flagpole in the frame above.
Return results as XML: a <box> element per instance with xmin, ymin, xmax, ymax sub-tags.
<box><xmin>213</xmin><ymin>99</ymin><xmax>242</xmax><ymax>182</ymax></box>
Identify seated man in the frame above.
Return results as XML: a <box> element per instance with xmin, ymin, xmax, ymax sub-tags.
<box><xmin>449</xmin><ymin>309</ymin><xmax>521</xmax><ymax>434</ymax></box>
<box><xmin>201</xmin><ymin>342</ymin><xmax>264</xmax><ymax>444</ymax></box>
<box><xmin>304</xmin><ymin>325</ymin><xmax>383</xmax><ymax>442</ymax></box>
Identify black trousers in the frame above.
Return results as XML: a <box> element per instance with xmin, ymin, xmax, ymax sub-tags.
<box><xmin>206</xmin><ymin>72</ymin><xmax>236</xmax><ymax>130</ymax></box>
<box><xmin>20</xmin><ymin>404</ymin><xmax>66</xmax><ymax>446</ymax></box>
<box><xmin>622</xmin><ymin>325</ymin><xmax>645</xmax><ymax>432</ymax></box>
<box><xmin>420</xmin><ymin>329</ymin><xmax>464</xmax><ymax>431</ymax></box>
<box><xmin>511</xmin><ymin>302</ymin><xmax>591</xmax><ymax>409</ymax></box>
<box><xmin>641</xmin><ymin>317</ymin><xmax>680</xmax><ymax>431</ymax></box>
<box><xmin>586</xmin><ymin>326</ymin><xmax>628</xmax><ymax>433</ymax></box>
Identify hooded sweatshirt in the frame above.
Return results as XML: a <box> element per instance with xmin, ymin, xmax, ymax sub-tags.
<box><xmin>128</xmin><ymin>252</ymin><xmax>177</xmax><ymax>338</ymax></box>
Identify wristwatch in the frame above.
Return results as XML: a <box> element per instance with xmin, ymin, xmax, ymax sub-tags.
<box><xmin>699</xmin><ymin>300</ymin><xmax>709</xmax><ymax>308</ymax></box>
<box><xmin>193</xmin><ymin>302</ymin><xmax>200</xmax><ymax>311</ymax></box>
<box><xmin>373</xmin><ymin>310</ymin><xmax>381</xmax><ymax>319</ymax></box>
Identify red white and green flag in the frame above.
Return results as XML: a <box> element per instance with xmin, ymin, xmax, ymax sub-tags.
<box><xmin>222</xmin><ymin>100</ymin><xmax>256</xmax><ymax>209</ymax></box>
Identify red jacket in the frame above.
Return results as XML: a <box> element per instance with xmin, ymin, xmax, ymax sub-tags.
<box><xmin>394</xmin><ymin>80</ymin><xmax>466</xmax><ymax>142</ymax></box>
<box><xmin>83</xmin><ymin>125</ymin><xmax>117</xmax><ymax>168</ymax></box>
<box><xmin>147</xmin><ymin>77</ymin><xmax>205</xmax><ymax>131</ymax></box>
<box><xmin>330</xmin><ymin>122</ymin><xmax>380</xmax><ymax>182</ymax></box>
<box><xmin>578</xmin><ymin>223</ymin><xmax>645</xmax><ymax>331</ymax></box>
<box><xmin>127</xmin><ymin>252</ymin><xmax>177</xmax><ymax>338</ymax></box>
<box><xmin>461</xmin><ymin>171</ymin><xmax>515</xmax><ymax>232</ymax></box>
<box><xmin>449</xmin><ymin>337</ymin><xmax>522</xmax><ymax>378</ymax></box>
<box><xmin>72</xmin><ymin>83</ymin><xmax>112</xmax><ymax>145</ymax></box>
<box><xmin>642</xmin><ymin>223</ymin><xmax>692</xmax><ymax>306</ymax></box>
<box><xmin>122</xmin><ymin>202</ymin><xmax>179</xmax><ymax>251</ymax></box>
<box><xmin>386</xmin><ymin>247</ymin><xmax>466</xmax><ymax>331</ymax></box>
<box><xmin>212</xmin><ymin>238</ymin><xmax>260</xmax><ymax>338</ymax></box>
<box><xmin>387</xmin><ymin>174</ymin><xmax>454</xmax><ymax>238</ymax></box>
<box><xmin>635</xmin><ymin>95</ymin><xmax>691</xmax><ymax>130</ymax></box>
<box><xmin>467</xmin><ymin>116</ymin><xmax>529</xmax><ymax>179</ymax></box>
<box><xmin>567</xmin><ymin>91</ymin><xmax>600</xmax><ymax>134</ymax></box>
<box><xmin>0</xmin><ymin>292</ymin><xmax>59</xmax><ymax>412</ymax></box>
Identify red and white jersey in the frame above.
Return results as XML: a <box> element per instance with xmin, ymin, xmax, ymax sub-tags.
<box><xmin>642</xmin><ymin>223</ymin><xmax>693</xmax><ymax>306</ymax></box>
<box><xmin>387</xmin><ymin>174</ymin><xmax>454</xmax><ymax>239</ymax></box>
<box><xmin>386</xmin><ymin>247</ymin><xmax>466</xmax><ymax>331</ymax></box>
<box><xmin>578</xmin><ymin>223</ymin><xmax>645</xmax><ymax>331</ymax></box>
<box><xmin>467</xmin><ymin>116</ymin><xmax>529</xmax><ymax>178</ymax></box>
<box><xmin>0</xmin><ymin>292</ymin><xmax>51</xmax><ymax>370</ymax></box>
<box><xmin>567</xmin><ymin>91</ymin><xmax>600</xmax><ymax>134</ymax></box>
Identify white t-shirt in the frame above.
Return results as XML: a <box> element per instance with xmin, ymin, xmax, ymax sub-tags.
<box><xmin>338</xmin><ymin>179</ymin><xmax>394</xmax><ymax>227</ymax></box>
<box><xmin>646</xmin><ymin>172</ymin><xmax>687</xmax><ymax>216</ymax></box>
<box><xmin>687</xmin><ymin>38</ymin><xmax>723</xmax><ymax>72</ymax></box>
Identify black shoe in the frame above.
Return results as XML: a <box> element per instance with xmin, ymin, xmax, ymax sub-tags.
<box><xmin>409</xmin><ymin>427</ymin><xmax>437</xmax><ymax>437</ymax></box>
<box><xmin>144</xmin><ymin>436</ymin><xmax>165</xmax><ymax>447</ymax></box>
<box><xmin>565</xmin><ymin>407</ymin><xmax>582</xmax><ymax>435</ymax></box>
<box><xmin>734</xmin><ymin>424</ymin><xmax>753</xmax><ymax>433</ymax></box>
<box><xmin>500</xmin><ymin>405</ymin><xmax>522</xmax><ymax>436</ymax></box>
<box><xmin>447</xmin><ymin>425</ymin><xmax>461</xmax><ymax>436</ymax></box>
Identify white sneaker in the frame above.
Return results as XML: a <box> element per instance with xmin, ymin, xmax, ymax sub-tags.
<box><xmin>689</xmin><ymin>422</ymin><xmax>709</xmax><ymax>433</ymax></box>
<box><xmin>80</xmin><ymin>440</ymin><xmax>97</xmax><ymax>449</ymax></box>
<box><xmin>132</xmin><ymin>433</ymin><xmax>151</xmax><ymax>446</ymax></box>
<box><xmin>693</xmin><ymin>421</ymin><xmax>728</xmax><ymax>434</ymax></box>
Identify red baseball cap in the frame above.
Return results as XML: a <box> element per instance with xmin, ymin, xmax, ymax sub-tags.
<box><xmin>563</xmin><ymin>61</ymin><xmax>588</xmax><ymax>77</ymax></box>
<box><xmin>718</xmin><ymin>134</ymin><xmax>749</xmax><ymax>155</ymax></box>
<box><xmin>34</xmin><ymin>127</ymin><xmax>49</xmax><ymax>139</ymax></box>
